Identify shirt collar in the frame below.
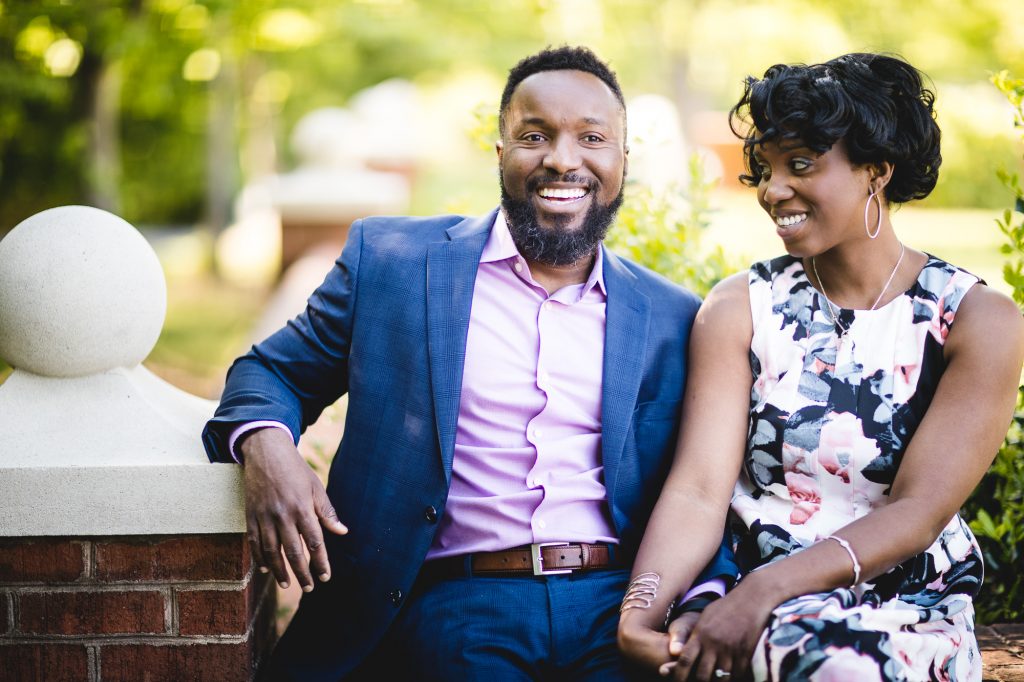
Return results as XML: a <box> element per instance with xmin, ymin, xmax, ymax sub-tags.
<box><xmin>482</xmin><ymin>209</ymin><xmax>607</xmax><ymax>298</ymax></box>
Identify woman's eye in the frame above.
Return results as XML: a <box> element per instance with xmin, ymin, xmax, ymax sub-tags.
<box><xmin>791</xmin><ymin>158</ymin><xmax>811</xmax><ymax>172</ymax></box>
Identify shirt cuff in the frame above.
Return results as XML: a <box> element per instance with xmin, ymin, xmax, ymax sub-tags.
<box><xmin>228</xmin><ymin>421</ymin><xmax>294</xmax><ymax>463</ymax></box>
<box><xmin>681</xmin><ymin>578</ymin><xmax>727</xmax><ymax>602</ymax></box>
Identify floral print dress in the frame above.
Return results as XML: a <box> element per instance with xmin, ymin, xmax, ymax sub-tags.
<box><xmin>733</xmin><ymin>255</ymin><xmax>984</xmax><ymax>682</ymax></box>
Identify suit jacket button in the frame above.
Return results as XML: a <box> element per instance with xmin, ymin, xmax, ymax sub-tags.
<box><xmin>389</xmin><ymin>589</ymin><xmax>403</xmax><ymax>605</ymax></box>
<box><xmin>424</xmin><ymin>506</ymin><xmax>438</xmax><ymax>523</ymax></box>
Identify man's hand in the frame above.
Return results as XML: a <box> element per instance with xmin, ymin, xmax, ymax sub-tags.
<box><xmin>240</xmin><ymin>427</ymin><xmax>348</xmax><ymax>592</ymax></box>
<box><xmin>662</xmin><ymin>585</ymin><xmax>773</xmax><ymax>681</ymax></box>
<box><xmin>658</xmin><ymin>611</ymin><xmax>700</xmax><ymax>678</ymax></box>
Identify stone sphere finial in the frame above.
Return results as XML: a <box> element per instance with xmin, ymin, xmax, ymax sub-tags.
<box><xmin>0</xmin><ymin>205</ymin><xmax>167</xmax><ymax>377</ymax></box>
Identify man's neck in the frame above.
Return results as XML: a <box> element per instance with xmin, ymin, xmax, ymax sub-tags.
<box><xmin>525</xmin><ymin>251</ymin><xmax>597</xmax><ymax>295</ymax></box>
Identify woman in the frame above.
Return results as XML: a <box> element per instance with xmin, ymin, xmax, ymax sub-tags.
<box><xmin>617</xmin><ymin>53</ymin><xmax>1024</xmax><ymax>681</ymax></box>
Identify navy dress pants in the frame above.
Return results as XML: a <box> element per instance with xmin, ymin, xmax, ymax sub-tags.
<box><xmin>374</xmin><ymin>568</ymin><xmax>652</xmax><ymax>681</ymax></box>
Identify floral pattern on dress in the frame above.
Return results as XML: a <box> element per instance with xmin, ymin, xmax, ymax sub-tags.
<box><xmin>733</xmin><ymin>254</ymin><xmax>984</xmax><ymax>681</ymax></box>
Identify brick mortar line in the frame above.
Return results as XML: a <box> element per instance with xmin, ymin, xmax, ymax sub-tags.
<box><xmin>1</xmin><ymin>581</ymin><xmax>250</xmax><ymax>591</ymax></box>
<box><xmin>0</xmin><ymin>633</ymin><xmax>250</xmax><ymax>646</ymax></box>
<box><xmin>3</xmin><ymin>591</ymin><xmax>11</xmax><ymax>636</ymax></box>
<box><xmin>168</xmin><ymin>581</ymin><xmax>179</xmax><ymax>634</ymax></box>
<box><xmin>84</xmin><ymin>540</ymin><xmax>94</xmax><ymax>580</ymax></box>
<box><xmin>10</xmin><ymin>591</ymin><xmax>19</xmax><ymax>637</ymax></box>
<box><xmin>88</xmin><ymin>644</ymin><xmax>99</xmax><ymax>682</ymax></box>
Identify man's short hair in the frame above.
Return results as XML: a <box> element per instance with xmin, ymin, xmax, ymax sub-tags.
<box><xmin>498</xmin><ymin>46</ymin><xmax>626</xmax><ymax>137</ymax></box>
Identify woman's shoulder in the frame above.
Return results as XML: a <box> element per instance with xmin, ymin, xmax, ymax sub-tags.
<box><xmin>696</xmin><ymin>271</ymin><xmax>754</xmax><ymax>340</ymax></box>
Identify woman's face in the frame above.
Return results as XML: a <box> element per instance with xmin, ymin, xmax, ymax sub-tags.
<box><xmin>752</xmin><ymin>138</ymin><xmax>874</xmax><ymax>258</ymax></box>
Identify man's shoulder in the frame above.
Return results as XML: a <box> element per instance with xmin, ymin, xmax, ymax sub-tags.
<box><xmin>356</xmin><ymin>213</ymin><xmax>472</xmax><ymax>237</ymax></box>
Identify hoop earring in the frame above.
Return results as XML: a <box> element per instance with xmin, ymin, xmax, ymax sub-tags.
<box><xmin>864</xmin><ymin>190</ymin><xmax>882</xmax><ymax>239</ymax></box>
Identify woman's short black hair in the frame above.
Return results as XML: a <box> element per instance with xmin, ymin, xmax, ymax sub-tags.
<box><xmin>729</xmin><ymin>53</ymin><xmax>941</xmax><ymax>204</ymax></box>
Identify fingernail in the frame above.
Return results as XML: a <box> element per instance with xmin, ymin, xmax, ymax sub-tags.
<box><xmin>319</xmin><ymin>572</ymin><xmax>330</xmax><ymax>582</ymax></box>
<box><xmin>659</xmin><ymin>665</ymin><xmax>671</xmax><ymax>677</ymax></box>
<box><xmin>279</xmin><ymin>581</ymin><xmax>289</xmax><ymax>589</ymax></box>
<box><xmin>303</xmin><ymin>584</ymin><xmax>313</xmax><ymax>593</ymax></box>
<box><xmin>669</xmin><ymin>641</ymin><xmax>682</xmax><ymax>655</ymax></box>
<box><xmin>259</xmin><ymin>566</ymin><xmax>269</xmax><ymax>574</ymax></box>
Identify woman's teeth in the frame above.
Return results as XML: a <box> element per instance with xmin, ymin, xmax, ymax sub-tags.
<box><xmin>776</xmin><ymin>213</ymin><xmax>807</xmax><ymax>227</ymax></box>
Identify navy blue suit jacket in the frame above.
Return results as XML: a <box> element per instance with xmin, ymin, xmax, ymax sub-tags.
<box><xmin>203</xmin><ymin>210</ymin><xmax>737</xmax><ymax>680</ymax></box>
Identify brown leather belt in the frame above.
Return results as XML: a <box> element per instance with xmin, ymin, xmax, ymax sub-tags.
<box><xmin>419</xmin><ymin>543</ymin><xmax>617</xmax><ymax>582</ymax></box>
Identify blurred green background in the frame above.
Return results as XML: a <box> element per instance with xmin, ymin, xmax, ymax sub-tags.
<box><xmin>1</xmin><ymin>0</ymin><xmax>1022</xmax><ymax>441</ymax></box>
<box><xmin>2</xmin><ymin>0</ymin><xmax>1022</xmax><ymax>228</ymax></box>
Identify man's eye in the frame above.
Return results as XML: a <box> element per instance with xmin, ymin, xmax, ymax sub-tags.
<box><xmin>583</xmin><ymin>134</ymin><xmax>604</xmax><ymax>143</ymax></box>
<box><xmin>523</xmin><ymin>133</ymin><xmax>546</xmax><ymax>142</ymax></box>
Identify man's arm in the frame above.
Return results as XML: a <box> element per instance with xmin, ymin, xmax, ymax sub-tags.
<box><xmin>202</xmin><ymin>220</ymin><xmax>364</xmax><ymax>463</ymax></box>
<box><xmin>202</xmin><ymin>221</ymin><xmax>366</xmax><ymax>591</ymax></box>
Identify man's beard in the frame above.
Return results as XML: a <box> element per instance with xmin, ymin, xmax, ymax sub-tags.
<box><xmin>500</xmin><ymin>171</ymin><xmax>624</xmax><ymax>267</ymax></box>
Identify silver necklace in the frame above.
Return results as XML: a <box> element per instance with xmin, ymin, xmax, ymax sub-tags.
<box><xmin>811</xmin><ymin>242</ymin><xmax>906</xmax><ymax>339</ymax></box>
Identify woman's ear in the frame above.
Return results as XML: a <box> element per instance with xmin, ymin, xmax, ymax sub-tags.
<box><xmin>870</xmin><ymin>161</ymin><xmax>895</xmax><ymax>196</ymax></box>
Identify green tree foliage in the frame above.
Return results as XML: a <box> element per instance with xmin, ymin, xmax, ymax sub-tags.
<box><xmin>2</xmin><ymin>0</ymin><xmax>1024</xmax><ymax>232</ymax></box>
<box><xmin>963</xmin><ymin>70</ymin><xmax>1024</xmax><ymax>623</ymax></box>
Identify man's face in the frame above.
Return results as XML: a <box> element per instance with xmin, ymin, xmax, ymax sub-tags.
<box><xmin>497</xmin><ymin>69</ymin><xmax>627</xmax><ymax>266</ymax></box>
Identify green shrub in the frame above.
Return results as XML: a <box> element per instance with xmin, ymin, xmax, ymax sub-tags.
<box><xmin>606</xmin><ymin>155</ymin><xmax>740</xmax><ymax>298</ymax></box>
<box><xmin>963</xmin><ymin>70</ymin><xmax>1024</xmax><ymax>624</ymax></box>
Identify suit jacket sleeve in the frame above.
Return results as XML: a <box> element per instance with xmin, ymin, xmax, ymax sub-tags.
<box><xmin>692</xmin><ymin>527</ymin><xmax>739</xmax><ymax>587</ymax></box>
<box><xmin>202</xmin><ymin>220</ymin><xmax>365</xmax><ymax>463</ymax></box>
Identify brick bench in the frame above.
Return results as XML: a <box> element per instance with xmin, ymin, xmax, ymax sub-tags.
<box><xmin>0</xmin><ymin>535</ymin><xmax>276</xmax><ymax>681</ymax></box>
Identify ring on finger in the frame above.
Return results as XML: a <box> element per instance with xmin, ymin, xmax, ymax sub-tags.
<box><xmin>714</xmin><ymin>670</ymin><xmax>731</xmax><ymax>679</ymax></box>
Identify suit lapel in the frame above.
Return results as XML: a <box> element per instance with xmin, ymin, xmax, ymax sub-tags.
<box><xmin>600</xmin><ymin>247</ymin><xmax>651</xmax><ymax>500</ymax></box>
<box><xmin>426</xmin><ymin>210</ymin><xmax>495</xmax><ymax>483</ymax></box>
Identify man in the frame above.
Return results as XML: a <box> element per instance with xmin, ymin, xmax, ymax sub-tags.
<box><xmin>203</xmin><ymin>46</ymin><xmax>735</xmax><ymax>681</ymax></box>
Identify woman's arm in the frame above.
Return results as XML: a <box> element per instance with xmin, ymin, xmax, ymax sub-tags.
<box><xmin>666</xmin><ymin>284</ymin><xmax>1024</xmax><ymax>681</ymax></box>
<box><xmin>617</xmin><ymin>272</ymin><xmax>755</xmax><ymax>670</ymax></box>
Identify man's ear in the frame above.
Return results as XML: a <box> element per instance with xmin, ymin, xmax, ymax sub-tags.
<box><xmin>496</xmin><ymin>139</ymin><xmax>504</xmax><ymax>163</ymax></box>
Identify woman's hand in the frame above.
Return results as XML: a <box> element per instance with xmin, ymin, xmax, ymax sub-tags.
<box><xmin>617</xmin><ymin>608</ymin><xmax>673</xmax><ymax>672</ymax></box>
<box><xmin>662</xmin><ymin>583</ymin><xmax>776</xmax><ymax>681</ymax></box>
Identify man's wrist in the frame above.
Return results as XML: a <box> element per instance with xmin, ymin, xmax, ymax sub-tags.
<box><xmin>229</xmin><ymin>421</ymin><xmax>293</xmax><ymax>463</ymax></box>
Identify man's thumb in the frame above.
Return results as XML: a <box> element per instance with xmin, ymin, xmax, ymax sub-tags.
<box><xmin>317</xmin><ymin>494</ymin><xmax>348</xmax><ymax>535</ymax></box>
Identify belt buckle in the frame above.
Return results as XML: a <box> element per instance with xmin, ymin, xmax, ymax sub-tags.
<box><xmin>531</xmin><ymin>542</ymin><xmax>572</xmax><ymax>576</ymax></box>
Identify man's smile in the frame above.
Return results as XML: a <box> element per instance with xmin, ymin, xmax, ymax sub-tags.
<box><xmin>537</xmin><ymin>186</ymin><xmax>589</xmax><ymax>202</ymax></box>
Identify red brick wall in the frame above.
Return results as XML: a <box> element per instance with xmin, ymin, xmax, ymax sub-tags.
<box><xmin>0</xmin><ymin>535</ymin><xmax>276</xmax><ymax>682</ymax></box>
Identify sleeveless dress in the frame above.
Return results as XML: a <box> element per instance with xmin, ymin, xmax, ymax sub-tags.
<box><xmin>733</xmin><ymin>254</ymin><xmax>984</xmax><ymax>682</ymax></box>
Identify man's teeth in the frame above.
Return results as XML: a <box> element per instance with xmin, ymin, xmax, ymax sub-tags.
<box><xmin>538</xmin><ymin>187</ymin><xmax>587</xmax><ymax>200</ymax></box>
<box><xmin>776</xmin><ymin>213</ymin><xmax>807</xmax><ymax>227</ymax></box>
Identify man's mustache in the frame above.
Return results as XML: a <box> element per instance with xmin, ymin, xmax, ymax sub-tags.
<box><xmin>525</xmin><ymin>173</ymin><xmax>595</xmax><ymax>193</ymax></box>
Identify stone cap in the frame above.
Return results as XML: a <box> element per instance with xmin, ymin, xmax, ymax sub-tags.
<box><xmin>0</xmin><ymin>206</ymin><xmax>243</xmax><ymax>536</ymax></box>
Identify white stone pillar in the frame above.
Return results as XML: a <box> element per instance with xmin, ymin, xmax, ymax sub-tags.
<box><xmin>0</xmin><ymin>205</ymin><xmax>244</xmax><ymax>536</ymax></box>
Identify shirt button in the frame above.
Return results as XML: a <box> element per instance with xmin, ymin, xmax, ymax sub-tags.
<box><xmin>389</xmin><ymin>589</ymin><xmax>403</xmax><ymax>605</ymax></box>
<box><xmin>533</xmin><ymin>428</ymin><xmax>543</xmax><ymax>439</ymax></box>
<box><xmin>424</xmin><ymin>506</ymin><xmax>438</xmax><ymax>523</ymax></box>
<box><xmin>539</xmin><ymin>370</ymin><xmax>550</xmax><ymax>384</ymax></box>
<box><xmin>514</xmin><ymin>261</ymin><xmax>523</xmax><ymax>272</ymax></box>
<box><xmin>537</xmin><ymin>519</ymin><xmax>547</xmax><ymax>530</ymax></box>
